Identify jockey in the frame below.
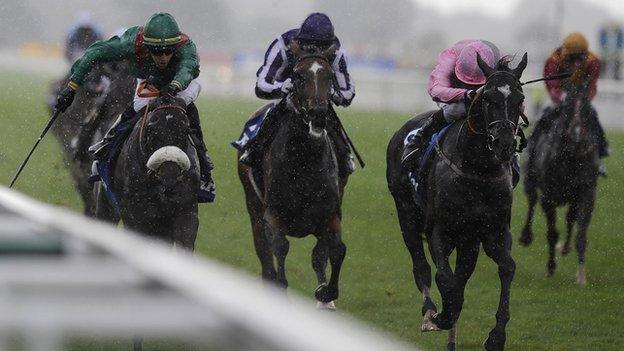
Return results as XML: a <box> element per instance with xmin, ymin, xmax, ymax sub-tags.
<box><xmin>65</xmin><ymin>11</ymin><xmax>103</xmax><ymax>64</ymax></box>
<box><xmin>532</xmin><ymin>32</ymin><xmax>609</xmax><ymax>175</ymax></box>
<box><xmin>238</xmin><ymin>12</ymin><xmax>356</xmax><ymax>177</ymax></box>
<box><xmin>54</xmin><ymin>12</ymin><xmax>215</xmax><ymax>202</ymax></box>
<box><xmin>401</xmin><ymin>40</ymin><xmax>501</xmax><ymax>168</ymax></box>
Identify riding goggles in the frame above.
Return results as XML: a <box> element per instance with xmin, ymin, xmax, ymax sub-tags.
<box><xmin>148</xmin><ymin>45</ymin><xmax>176</xmax><ymax>56</ymax></box>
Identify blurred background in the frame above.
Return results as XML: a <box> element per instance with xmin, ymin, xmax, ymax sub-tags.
<box><xmin>1</xmin><ymin>0</ymin><xmax>624</xmax><ymax>123</ymax></box>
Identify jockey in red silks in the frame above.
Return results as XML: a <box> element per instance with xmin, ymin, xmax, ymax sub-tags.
<box><xmin>402</xmin><ymin>40</ymin><xmax>501</xmax><ymax>168</ymax></box>
<box><xmin>532</xmin><ymin>32</ymin><xmax>608</xmax><ymax>175</ymax></box>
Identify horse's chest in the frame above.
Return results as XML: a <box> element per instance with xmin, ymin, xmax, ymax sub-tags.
<box><xmin>434</xmin><ymin>180</ymin><xmax>511</xmax><ymax>223</ymax></box>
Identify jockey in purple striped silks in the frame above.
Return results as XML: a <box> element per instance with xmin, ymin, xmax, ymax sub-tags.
<box><xmin>238</xmin><ymin>13</ymin><xmax>357</xmax><ymax>177</ymax></box>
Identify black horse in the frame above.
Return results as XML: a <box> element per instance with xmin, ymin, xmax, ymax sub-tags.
<box><xmin>387</xmin><ymin>54</ymin><xmax>527</xmax><ymax>351</ymax></box>
<box><xmin>49</xmin><ymin>63</ymin><xmax>135</xmax><ymax>216</ymax></box>
<box><xmin>519</xmin><ymin>88</ymin><xmax>600</xmax><ymax>286</ymax></box>
<box><xmin>95</xmin><ymin>97</ymin><xmax>200</xmax><ymax>250</ymax></box>
<box><xmin>238</xmin><ymin>43</ymin><xmax>347</xmax><ymax>310</ymax></box>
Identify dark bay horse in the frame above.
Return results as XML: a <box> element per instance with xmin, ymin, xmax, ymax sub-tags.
<box><xmin>387</xmin><ymin>54</ymin><xmax>527</xmax><ymax>351</ymax></box>
<box><xmin>95</xmin><ymin>97</ymin><xmax>200</xmax><ymax>250</ymax></box>
<box><xmin>519</xmin><ymin>89</ymin><xmax>600</xmax><ymax>285</ymax></box>
<box><xmin>238</xmin><ymin>43</ymin><xmax>347</xmax><ymax>310</ymax></box>
<box><xmin>50</xmin><ymin>63</ymin><xmax>135</xmax><ymax>216</ymax></box>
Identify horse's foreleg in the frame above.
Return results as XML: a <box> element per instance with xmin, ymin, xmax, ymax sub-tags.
<box><xmin>427</xmin><ymin>226</ymin><xmax>455</xmax><ymax>331</ymax></box>
<box><xmin>311</xmin><ymin>237</ymin><xmax>329</xmax><ymax>286</ymax></box>
<box><xmin>519</xmin><ymin>182</ymin><xmax>538</xmax><ymax>246</ymax></box>
<box><xmin>559</xmin><ymin>203</ymin><xmax>578</xmax><ymax>256</ymax></box>
<box><xmin>264</xmin><ymin>212</ymin><xmax>289</xmax><ymax>289</ymax></box>
<box><xmin>482</xmin><ymin>228</ymin><xmax>515</xmax><ymax>351</ymax></box>
<box><xmin>542</xmin><ymin>201</ymin><xmax>559</xmax><ymax>276</ymax></box>
<box><xmin>574</xmin><ymin>192</ymin><xmax>596</xmax><ymax>286</ymax></box>
<box><xmin>172</xmin><ymin>210</ymin><xmax>198</xmax><ymax>251</ymax></box>
<box><xmin>315</xmin><ymin>216</ymin><xmax>345</xmax><ymax>304</ymax></box>
<box><xmin>252</xmin><ymin>218</ymin><xmax>276</xmax><ymax>282</ymax></box>
<box><xmin>94</xmin><ymin>182</ymin><xmax>120</xmax><ymax>224</ymax></box>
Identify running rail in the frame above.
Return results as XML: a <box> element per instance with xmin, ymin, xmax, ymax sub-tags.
<box><xmin>0</xmin><ymin>186</ymin><xmax>417</xmax><ymax>351</ymax></box>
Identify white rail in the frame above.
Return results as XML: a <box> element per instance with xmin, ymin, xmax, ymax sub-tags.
<box><xmin>0</xmin><ymin>187</ymin><xmax>416</xmax><ymax>351</ymax></box>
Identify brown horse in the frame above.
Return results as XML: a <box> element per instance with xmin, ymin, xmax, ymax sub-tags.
<box><xmin>238</xmin><ymin>43</ymin><xmax>348</xmax><ymax>309</ymax></box>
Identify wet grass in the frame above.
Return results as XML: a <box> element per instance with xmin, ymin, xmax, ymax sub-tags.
<box><xmin>1</xmin><ymin>71</ymin><xmax>623</xmax><ymax>351</ymax></box>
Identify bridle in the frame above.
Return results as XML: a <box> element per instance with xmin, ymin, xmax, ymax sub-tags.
<box><xmin>466</xmin><ymin>70</ymin><xmax>528</xmax><ymax>154</ymax></box>
<box><xmin>138</xmin><ymin>101</ymin><xmax>188</xmax><ymax>155</ymax></box>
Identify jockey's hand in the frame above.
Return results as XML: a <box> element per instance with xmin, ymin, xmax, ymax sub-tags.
<box><xmin>160</xmin><ymin>83</ymin><xmax>180</xmax><ymax>98</ymax></box>
<box><xmin>464</xmin><ymin>89</ymin><xmax>477</xmax><ymax>103</ymax></box>
<box><xmin>330</xmin><ymin>89</ymin><xmax>344</xmax><ymax>105</ymax></box>
<box><xmin>280</xmin><ymin>78</ymin><xmax>293</xmax><ymax>94</ymax></box>
<box><xmin>56</xmin><ymin>85</ymin><xmax>76</xmax><ymax>112</ymax></box>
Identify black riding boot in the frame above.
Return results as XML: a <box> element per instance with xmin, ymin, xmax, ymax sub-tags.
<box><xmin>239</xmin><ymin>104</ymin><xmax>283</xmax><ymax>167</ymax></box>
<box><xmin>186</xmin><ymin>102</ymin><xmax>216</xmax><ymax>202</ymax></box>
<box><xmin>401</xmin><ymin>109</ymin><xmax>447</xmax><ymax>170</ymax></box>
<box><xmin>89</xmin><ymin>106</ymin><xmax>137</xmax><ymax>160</ymax></box>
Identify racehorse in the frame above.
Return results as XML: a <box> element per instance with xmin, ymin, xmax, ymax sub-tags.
<box><xmin>94</xmin><ymin>96</ymin><xmax>200</xmax><ymax>250</ymax></box>
<box><xmin>387</xmin><ymin>54</ymin><xmax>527</xmax><ymax>351</ymax></box>
<box><xmin>519</xmin><ymin>87</ymin><xmax>600</xmax><ymax>286</ymax></box>
<box><xmin>49</xmin><ymin>63</ymin><xmax>134</xmax><ymax>216</ymax></box>
<box><xmin>238</xmin><ymin>42</ymin><xmax>348</xmax><ymax>309</ymax></box>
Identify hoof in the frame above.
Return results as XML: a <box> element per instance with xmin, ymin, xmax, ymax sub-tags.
<box><xmin>446</xmin><ymin>342</ymin><xmax>456</xmax><ymax>351</ymax></box>
<box><xmin>316</xmin><ymin>300</ymin><xmax>336</xmax><ymax>311</ymax></box>
<box><xmin>556</xmin><ymin>241</ymin><xmax>571</xmax><ymax>256</ymax></box>
<box><xmin>547</xmin><ymin>261</ymin><xmax>556</xmax><ymax>277</ymax></box>
<box><xmin>421</xmin><ymin>310</ymin><xmax>441</xmax><ymax>332</ymax></box>
<box><xmin>518</xmin><ymin>227</ymin><xmax>533</xmax><ymax>246</ymax></box>
<box><xmin>314</xmin><ymin>283</ymin><xmax>338</xmax><ymax>303</ymax></box>
<box><xmin>432</xmin><ymin>312</ymin><xmax>454</xmax><ymax>330</ymax></box>
<box><xmin>576</xmin><ymin>265</ymin><xmax>587</xmax><ymax>286</ymax></box>
<box><xmin>484</xmin><ymin>329</ymin><xmax>506</xmax><ymax>351</ymax></box>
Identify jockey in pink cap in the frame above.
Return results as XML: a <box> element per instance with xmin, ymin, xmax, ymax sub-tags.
<box><xmin>402</xmin><ymin>39</ymin><xmax>500</xmax><ymax>167</ymax></box>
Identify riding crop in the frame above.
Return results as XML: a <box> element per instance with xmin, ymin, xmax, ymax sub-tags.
<box><xmin>9</xmin><ymin>108</ymin><xmax>62</xmax><ymax>188</ymax></box>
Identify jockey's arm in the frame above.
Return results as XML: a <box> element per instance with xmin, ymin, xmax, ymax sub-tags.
<box><xmin>544</xmin><ymin>55</ymin><xmax>563</xmax><ymax>104</ymax></box>
<box><xmin>331</xmin><ymin>48</ymin><xmax>355</xmax><ymax>107</ymax></box>
<box><xmin>427</xmin><ymin>45</ymin><xmax>467</xmax><ymax>103</ymax></box>
<box><xmin>69</xmin><ymin>27</ymin><xmax>135</xmax><ymax>89</ymax></box>
<box><xmin>587</xmin><ymin>56</ymin><xmax>600</xmax><ymax>100</ymax></box>
<box><xmin>170</xmin><ymin>40</ymin><xmax>200</xmax><ymax>91</ymax></box>
<box><xmin>255</xmin><ymin>37</ymin><xmax>289</xmax><ymax>100</ymax></box>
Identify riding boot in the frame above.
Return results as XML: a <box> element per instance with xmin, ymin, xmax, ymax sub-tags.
<box><xmin>401</xmin><ymin>109</ymin><xmax>447</xmax><ymax>171</ymax></box>
<box><xmin>186</xmin><ymin>102</ymin><xmax>216</xmax><ymax>202</ymax></box>
<box><xmin>239</xmin><ymin>103</ymin><xmax>283</xmax><ymax>167</ymax></box>
<box><xmin>89</xmin><ymin>106</ymin><xmax>137</xmax><ymax>160</ymax></box>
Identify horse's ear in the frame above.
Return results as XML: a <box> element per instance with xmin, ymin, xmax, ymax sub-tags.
<box><xmin>476</xmin><ymin>53</ymin><xmax>495</xmax><ymax>78</ymax></box>
<box><xmin>289</xmin><ymin>39</ymin><xmax>303</xmax><ymax>58</ymax></box>
<box><xmin>322</xmin><ymin>44</ymin><xmax>337</xmax><ymax>60</ymax></box>
<box><xmin>512</xmin><ymin>52</ymin><xmax>528</xmax><ymax>79</ymax></box>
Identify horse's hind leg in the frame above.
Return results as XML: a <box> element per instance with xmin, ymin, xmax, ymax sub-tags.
<box><xmin>519</xmin><ymin>179</ymin><xmax>538</xmax><ymax>246</ymax></box>
<box><xmin>315</xmin><ymin>216</ymin><xmax>346</xmax><ymax>304</ymax></box>
<box><xmin>482</xmin><ymin>228</ymin><xmax>516</xmax><ymax>351</ymax></box>
<box><xmin>558</xmin><ymin>204</ymin><xmax>578</xmax><ymax>256</ymax></box>
<box><xmin>393</xmin><ymin>195</ymin><xmax>435</xmax><ymax>317</ymax></box>
<box><xmin>574</xmin><ymin>193</ymin><xmax>596</xmax><ymax>286</ymax></box>
<box><xmin>542</xmin><ymin>201</ymin><xmax>559</xmax><ymax>276</ymax></box>
<box><xmin>253</xmin><ymin>218</ymin><xmax>277</xmax><ymax>282</ymax></box>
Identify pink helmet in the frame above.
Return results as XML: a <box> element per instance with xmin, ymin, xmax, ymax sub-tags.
<box><xmin>455</xmin><ymin>41</ymin><xmax>498</xmax><ymax>85</ymax></box>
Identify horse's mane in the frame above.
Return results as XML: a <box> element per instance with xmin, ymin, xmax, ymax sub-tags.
<box><xmin>494</xmin><ymin>55</ymin><xmax>514</xmax><ymax>72</ymax></box>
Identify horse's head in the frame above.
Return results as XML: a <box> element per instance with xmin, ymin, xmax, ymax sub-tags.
<box><xmin>558</xmin><ymin>89</ymin><xmax>594</xmax><ymax>154</ymax></box>
<box><xmin>473</xmin><ymin>53</ymin><xmax>528</xmax><ymax>163</ymax></box>
<box><xmin>142</xmin><ymin>97</ymin><xmax>192</xmax><ymax>182</ymax></box>
<box><xmin>288</xmin><ymin>40</ymin><xmax>336</xmax><ymax>137</ymax></box>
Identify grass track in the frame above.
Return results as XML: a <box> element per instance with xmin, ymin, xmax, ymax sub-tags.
<box><xmin>1</xmin><ymin>72</ymin><xmax>623</xmax><ymax>351</ymax></box>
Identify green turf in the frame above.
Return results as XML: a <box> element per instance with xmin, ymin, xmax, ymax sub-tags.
<box><xmin>1</xmin><ymin>71</ymin><xmax>623</xmax><ymax>351</ymax></box>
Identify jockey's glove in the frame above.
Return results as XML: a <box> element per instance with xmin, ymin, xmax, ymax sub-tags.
<box><xmin>280</xmin><ymin>78</ymin><xmax>293</xmax><ymax>94</ymax></box>
<box><xmin>160</xmin><ymin>83</ymin><xmax>181</xmax><ymax>98</ymax></box>
<box><xmin>56</xmin><ymin>84</ymin><xmax>77</xmax><ymax>112</ymax></box>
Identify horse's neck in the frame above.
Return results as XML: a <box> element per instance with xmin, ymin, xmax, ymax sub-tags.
<box><xmin>273</xmin><ymin>112</ymin><xmax>332</xmax><ymax>171</ymax></box>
